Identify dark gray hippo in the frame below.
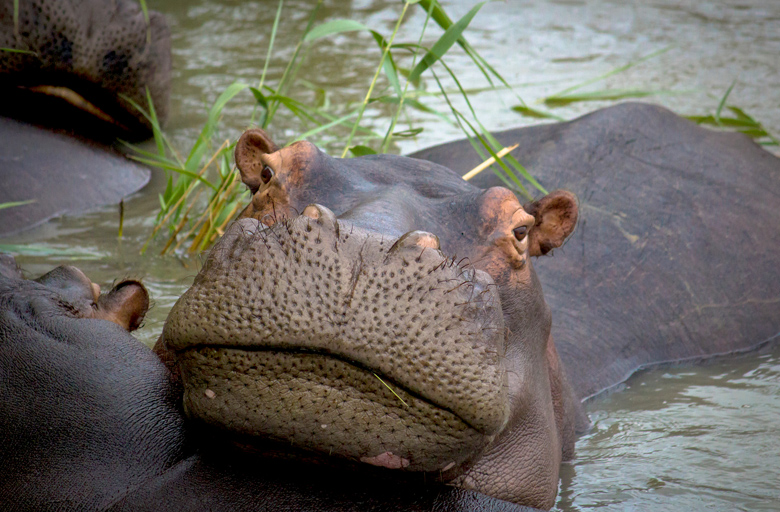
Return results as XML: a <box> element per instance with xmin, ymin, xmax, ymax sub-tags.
<box><xmin>0</xmin><ymin>0</ymin><xmax>171</xmax><ymax>236</ymax></box>
<box><xmin>156</xmin><ymin>102</ymin><xmax>780</xmax><ymax>510</ymax></box>
<box><xmin>410</xmin><ymin>102</ymin><xmax>780</xmax><ymax>400</ymax></box>
<box><xmin>0</xmin><ymin>255</ymin><xmax>541</xmax><ymax>510</ymax></box>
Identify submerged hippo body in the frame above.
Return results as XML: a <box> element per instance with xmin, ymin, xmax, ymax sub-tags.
<box><xmin>0</xmin><ymin>257</ymin><xmax>540</xmax><ymax>510</ymax></box>
<box><xmin>410</xmin><ymin>102</ymin><xmax>780</xmax><ymax>399</ymax></box>
<box><xmin>159</xmin><ymin>103</ymin><xmax>780</xmax><ymax>509</ymax></box>
<box><xmin>0</xmin><ymin>0</ymin><xmax>171</xmax><ymax>235</ymax></box>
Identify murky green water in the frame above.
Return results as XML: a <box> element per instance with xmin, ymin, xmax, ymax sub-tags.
<box><xmin>2</xmin><ymin>0</ymin><xmax>778</xmax><ymax>509</ymax></box>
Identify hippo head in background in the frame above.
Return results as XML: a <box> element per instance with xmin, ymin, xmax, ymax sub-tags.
<box><xmin>0</xmin><ymin>255</ymin><xmax>150</xmax><ymax>332</ymax></box>
<box><xmin>0</xmin><ymin>0</ymin><xmax>171</xmax><ymax>139</ymax></box>
<box><xmin>159</xmin><ymin>130</ymin><xmax>587</xmax><ymax>509</ymax></box>
<box><xmin>30</xmin><ymin>264</ymin><xmax>149</xmax><ymax>331</ymax></box>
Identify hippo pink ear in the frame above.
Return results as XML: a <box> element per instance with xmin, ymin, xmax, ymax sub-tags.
<box><xmin>524</xmin><ymin>190</ymin><xmax>578</xmax><ymax>257</ymax></box>
<box><xmin>235</xmin><ymin>129</ymin><xmax>280</xmax><ymax>192</ymax></box>
<box><xmin>94</xmin><ymin>281</ymin><xmax>150</xmax><ymax>332</ymax></box>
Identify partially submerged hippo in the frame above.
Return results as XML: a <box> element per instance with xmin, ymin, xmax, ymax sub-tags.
<box><xmin>0</xmin><ymin>0</ymin><xmax>171</xmax><ymax>136</ymax></box>
<box><xmin>0</xmin><ymin>0</ymin><xmax>171</xmax><ymax>236</ymax></box>
<box><xmin>158</xmin><ymin>102</ymin><xmax>780</xmax><ymax>509</ymax></box>
<box><xmin>410</xmin><ymin>102</ymin><xmax>780</xmax><ymax>399</ymax></box>
<box><xmin>0</xmin><ymin>255</ymin><xmax>540</xmax><ymax>510</ymax></box>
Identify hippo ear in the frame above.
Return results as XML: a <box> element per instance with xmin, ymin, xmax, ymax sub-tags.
<box><xmin>94</xmin><ymin>281</ymin><xmax>150</xmax><ymax>332</ymax></box>
<box><xmin>524</xmin><ymin>190</ymin><xmax>578</xmax><ymax>257</ymax></box>
<box><xmin>235</xmin><ymin>129</ymin><xmax>280</xmax><ymax>192</ymax></box>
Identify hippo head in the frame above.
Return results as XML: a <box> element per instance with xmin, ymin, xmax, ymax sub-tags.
<box><xmin>30</xmin><ymin>264</ymin><xmax>150</xmax><ymax>331</ymax></box>
<box><xmin>161</xmin><ymin>130</ymin><xmax>582</xmax><ymax>509</ymax></box>
<box><xmin>0</xmin><ymin>0</ymin><xmax>170</xmax><ymax>138</ymax></box>
<box><xmin>0</xmin><ymin>256</ymin><xmax>150</xmax><ymax>332</ymax></box>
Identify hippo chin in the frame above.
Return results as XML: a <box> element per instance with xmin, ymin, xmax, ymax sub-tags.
<box><xmin>160</xmin><ymin>128</ymin><xmax>585</xmax><ymax>509</ymax></box>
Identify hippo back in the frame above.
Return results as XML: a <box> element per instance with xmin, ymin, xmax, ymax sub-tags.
<box><xmin>411</xmin><ymin>102</ymin><xmax>780</xmax><ymax>399</ymax></box>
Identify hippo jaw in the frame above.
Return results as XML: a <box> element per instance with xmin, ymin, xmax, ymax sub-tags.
<box><xmin>164</xmin><ymin>210</ymin><xmax>511</xmax><ymax>474</ymax></box>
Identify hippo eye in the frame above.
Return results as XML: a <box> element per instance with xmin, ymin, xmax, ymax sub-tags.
<box><xmin>513</xmin><ymin>226</ymin><xmax>528</xmax><ymax>242</ymax></box>
<box><xmin>260</xmin><ymin>165</ymin><xmax>274</xmax><ymax>184</ymax></box>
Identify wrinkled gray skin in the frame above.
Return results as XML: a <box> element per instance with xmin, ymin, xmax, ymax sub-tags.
<box><xmin>0</xmin><ymin>0</ymin><xmax>172</xmax><ymax>235</ymax></box>
<box><xmin>160</xmin><ymin>102</ymin><xmax>780</xmax><ymax>510</ymax></box>
<box><xmin>0</xmin><ymin>255</ymin><xmax>541</xmax><ymax>511</ymax></box>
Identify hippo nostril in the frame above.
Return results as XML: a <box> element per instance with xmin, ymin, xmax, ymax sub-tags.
<box><xmin>260</xmin><ymin>165</ymin><xmax>274</xmax><ymax>184</ymax></box>
<box><xmin>389</xmin><ymin>231</ymin><xmax>441</xmax><ymax>253</ymax></box>
<box><xmin>301</xmin><ymin>204</ymin><xmax>340</xmax><ymax>237</ymax></box>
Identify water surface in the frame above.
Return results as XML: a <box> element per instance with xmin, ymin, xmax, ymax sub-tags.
<box><xmin>2</xmin><ymin>1</ymin><xmax>778</xmax><ymax>510</ymax></box>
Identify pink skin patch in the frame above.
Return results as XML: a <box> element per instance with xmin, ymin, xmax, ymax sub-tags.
<box><xmin>360</xmin><ymin>452</ymin><xmax>411</xmax><ymax>469</ymax></box>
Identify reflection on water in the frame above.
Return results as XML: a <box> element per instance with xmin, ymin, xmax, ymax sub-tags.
<box><xmin>1</xmin><ymin>0</ymin><xmax>778</xmax><ymax>509</ymax></box>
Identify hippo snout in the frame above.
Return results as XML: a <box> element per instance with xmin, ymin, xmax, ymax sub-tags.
<box><xmin>163</xmin><ymin>205</ymin><xmax>510</xmax><ymax>473</ymax></box>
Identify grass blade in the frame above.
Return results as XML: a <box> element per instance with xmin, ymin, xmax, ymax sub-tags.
<box><xmin>185</xmin><ymin>82</ymin><xmax>249</xmax><ymax>170</ymax></box>
<box><xmin>374</xmin><ymin>374</ymin><xmax>408</xmax><ymax>407</ymax></box>
<box><xmin>258</xmin><ymin>0</ymin><xmax>283</xmax><ymax>91</ymax></box>
<box><xmin>512</xmin><ymin>105</ymin><xmax>565</xmax><ymax>121</ymax></box>
<box><xmin>544</xmin><ymin>88</ymin><xmax>685</xmax><ymax>106</ymax></box>
<box><xmin>264</xmin><ymin>0</ymin><xmax>323</xmax><ymax>127</ymax></box>
<box><xmin>341</xmin><ymin>1</ymin><xmax>412</xmax><ymax>157</ymax></box>
<box><xmin>547</xmin><ymin>46</ymin><xmax>673</xmax><ymax>100</ymax></box>
<box><xmin>291</xmin><ymin>109</ymin><xmax>361</xmax><ymax>142</ymax></box>
<box><xmin>0</xmin><ymin>199</ymin><xmax>35</xmax><ymax>210</ymax></box>
<box><xmin>305</xmin><ymin>19</ymin><xmax>371</xmax><ymax>42</ymax></box>
<box><xmin>0</xmin><ymin>47</ymin><xmax>36</xmax><ymax>55</ymax></box>
<box><xmin>715</xmin><ymin>80</ymin><xmax>736</xmax><ymax>126</ymax></box>
<box><xmin>408</xmin><ymin>2</ymin><xmax>486</xmax><ymax>82</ymax></box>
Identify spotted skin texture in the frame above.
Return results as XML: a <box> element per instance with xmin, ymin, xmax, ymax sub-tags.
<box><xmin>166</xmin><ymin>215</ymin><xmax>509</xmax><ymax>473</ymax></box>
<box><xmin>161</xmin><ymin>129</ymin><xmax>583</xmax><ymax>509</ymax></box>
<box><xmin>0</xmin><ymin>0</ymin><xmax>171</xmax><ymax>136</ymax></box>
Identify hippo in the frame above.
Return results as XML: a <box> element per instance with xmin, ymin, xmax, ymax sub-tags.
<box><xmin>156</xmin><ymin>102</ymin><xmax>780</xmax><ymax>510</ymax></box>
<box><xmin>409</xmin><ymin>102</ymin><xmax>780</xmax><ymax>399</ymax></box>
<box><xmin>0</xmin><ymin>0</ymin><xmax>171</xmax><ymax>236</ymax></box>
<box><xmin>0</xmin><ymin>254</ymin><xmax>542</xmax><ymax>510</ymax></box>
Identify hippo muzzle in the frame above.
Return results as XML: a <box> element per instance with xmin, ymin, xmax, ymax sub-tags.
<box><xmin>164</xmin><ymin>206</ymin><xmax>510</xmax><ymax>473</ymax></box>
